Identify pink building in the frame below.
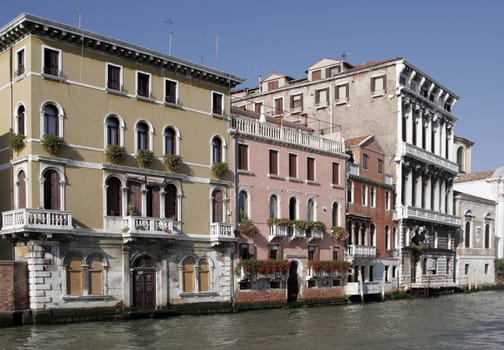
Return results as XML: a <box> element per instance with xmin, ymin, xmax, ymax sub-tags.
<box><xmin>230</xmin><ymin>108</ymin><xmax>348</xmax><ymax>305</ymax></box>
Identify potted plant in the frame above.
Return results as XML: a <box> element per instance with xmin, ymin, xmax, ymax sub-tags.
<box><xmin>211</xmin><ymin>161</ymin><xmax>228</xmax><ymax>178</ymax></box>
<box><xmin>8</xmin><ymin>134</ymin><xmax>25</xmax><ymax>152</ymax></box>
<box><xmin>293</xmin><ymin>220</ymin><xmax>309</xmax><ymax>230</ymax></box>
<box><xmin>163</xmin><ymin>154</ymin><xmax>182</xmax><ymax>172</ymax></box>
<box><xmin>331</xmin><ymin>226</ymin><xmax>347</xmax><ymax>241</ymax></box>
<box><xmin>310</xmin><ymin>221</ymin><xmax>327</xmax><ymax>232</ymax></box>
<box><xmin>105</xmin><ymin>144</ymin><xmax>126</xmax><ymax>164</ymax></box>
<box><xmin>41</xmin><ymin>134</ymin><xmax>65</xmax><ymax>155</ymax></box>
<box><xmin>236</xmin><ymin>218</ymin><xmax>259</xmax><ymax>236</ymax></box>
<box><xmin>136</xmin><ymin>149</ymin><xmax>154</xmax><ymax>168</ymax></box>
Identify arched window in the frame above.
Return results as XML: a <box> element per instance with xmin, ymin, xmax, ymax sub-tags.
<box><xmin>127</xmin><ymin>180</ymin><xmax>142</xmax><ymax>216</ymax></box>
<box><xmin>484</xmin><ymin>224</ymin><xmax>490</xmax><ymax>249</ymax></box>
<box><xmin>370</xmin><ymin>187</ymin><xmax>376</xmax><ymax>207</ymax></box>
<box><xmin>212</xmin><ymin>137</ymin><xmax>222</xmax><ymax>163</ymax></box>
<box><xmin>43</xmin><ymin>104</ymin><xmax>59</xmax><ymax>136</ymax></box>
<box><xmin>464</xmin><ymin>221</ymin><xmax>471</xmax><ymax>248</ymax></box>
<box><xmin>385</xmin><ymin>191</ymin><xmax>391</xmax><ymax>210</ymax></box>
<box><xmin>307</xmin><ymin>198</ymin><xmax>314</xmax><ymax>222</ymax></box>
<box><xmin>165</xmin><ymin>184</ymin><xmax>178</xmax><ymax>219</ymax></box>
<box><xmin>17</xmin><ymin>105</ymin><xmax>25</xmax><ymax>135</ymax></box>
<box><xmin>347</xmin><ymin>180</ymin><xmax>354</xmax><ymax>203</ymax></box>
<box><xmin>370</xmin><ymin>223</ymin><xmax>376</xmax><ymax>246</ymax></box>
<box><xmin>385</xmin><ymin>225</ymin><xmax>390</xmax><ymax>250</ymax></box>
<box><xmin>199</xmin><ymin>259</ymin><xmax>210</xmax><ymax>292</ymax></box>
<box><xmin>238</xmin><ymin>191</ymin><xmax>248</xmax><ymax>221</ymax></box>
<box><xmin>457</xmin><ymin>147</ymin><xmax>465</xmax><ymax>172</ymax></box>
<box><xmin>136</xmin><ymin>122</ymin><xmax>149</xmax><ymax>151</ymax></box>
<box><xmin>164</xmin><ymin>127</ymin><xmax>176</xmax><ymax>155</ymax></box>
<box><xmin>269</xmin><ymin>195</ymin><xmax>278</xmax><ymax>219</ymax></box>
<box><xmin>44</xmin><ymin>169</ymin><xmax>60</xmax><ymax>210</ymax></box>
<box><xmin>67</xmin><ymin>256</ymin><xmax>83</xmax><ymax>296</ymax></box>
<box><xmin>17</xmin><ymin>170</ymin><xmax>26</xmax><ymax>209</ymax></box>
<box><xmin>106</xmin><ymin>115</ymin><xmax>120</xmax><ymax>145</ymax></box>
<box><xmin>106</xmin><ymin>177</ymin><xmax>121</xmax><ymax>216</ymax></box>
<box><xmin>392</xmin><ymin>227</ymin><xmax>397</xmax><ymax>248</ymax></box>
<box><xmin>88</xmin><ymin>255</ymin><xmax>104</xmax><ymax>296</ymax></box>
<box><xmin>362</xmin><ymin>184</ymin><xmax>368</xmax><ymax>206</ymax></box>
<box><xmin>360</xmin><ymin>224</ymin><xmax>366</xmax><ymax>246</ymax></box>
<box><xmin>332</xmin><ymin>202</ymin><xmax>339</xmax><ymax>227</ymax></box>
<box><xmin>289</xmin><ymin>197</ymin><xmax>297</xmax><ymax>220</ymax></box>
<box><xmin>146</xmin><ymin>185</ymin><xmax>160</xmax><ymax>218</ymax></box>
<box><xmin>212</xmin><ymin>189</ymin><xmax>224</xmax><ymax>223</ymax></box>
<box><xmin>182</xmin><ymin>257</ymin><xmax>195</xmax><ymax>293</ymax></box>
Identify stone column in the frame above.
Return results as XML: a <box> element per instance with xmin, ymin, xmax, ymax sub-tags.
<box><xmin>122</xmin><ymin>245</ymin><xmax>131</xmax><ymax>308</ymax></box>
<box><xmin>26</xmin><ymin>242</ymin><xmax>52</xmax><ymax>310</ymax></box>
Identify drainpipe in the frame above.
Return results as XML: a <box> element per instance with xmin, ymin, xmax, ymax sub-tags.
<box><xmin>8</xmin><ymin>45</ymin><xmax>14</xmax><ymax>254</ymax></box>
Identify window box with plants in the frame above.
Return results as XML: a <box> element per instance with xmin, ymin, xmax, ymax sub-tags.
<box><xmin>308</xmin><ymin>260</ymin><xmax>352</xmax><ymax>277</ymax></box>
<box><xmin>163</xmin><ymin>153</ymin><xmax>183</xmax><ymax>172</ymax></box>
<box><xmin>105</xmin><ymin>144</ymin><xmax>126</xmax><ymax>164</ymax></box>
<box><xmin>236</xmin><ymin>259</ymin><xmax>290</xmax><ymax>280</ymax></box>
<box><xmin>331</xmin><ymin>226</ymin><xmax>348</xmax><ymax>241</ymax></box>
<box><xmin>41</xmin><ymin>134</ymin><xmax>65</xmax><ymax>155</ymax></box>
<box><xmin>236</xmin><ymin>218</ymin><xmax>259</xmax><ymax>236</ymax></box>
<box><xmin>8</xmin><ymin>134</ymin><xmax>25</xmax><ymax>153</ymax></box>
<box><xmin>136</xmin><ymin>149</ymin><xmax>154</xmax><ymax>168</ymax></box>
<box><xmin>211</xmin><ymin>161</ymin><xmax>228</xmax><ymax>179</ymax></box>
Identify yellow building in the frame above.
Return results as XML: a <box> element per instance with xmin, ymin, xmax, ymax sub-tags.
<box><xmin>0</xmin><ymin>13</ymin><xmax>243</xmax><ymax>317</ymax></box>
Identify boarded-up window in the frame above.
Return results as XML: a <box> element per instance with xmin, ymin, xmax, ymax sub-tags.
<box><xmin>182</xmin><ymin>258</ymin><xmax>195</xmax><ymax>292</ymax></box>
<box><xmin>106</xmin><ymin>177</ymin><xmax>122</xmax><ymax>216</ymax></box>
<box><xmin>44</xmin><ymin>170</ymin><xmax>60</xmax><ymax>210</ymax></box>
<box><xmin>18</xmin><ymin>170</ymin><xmax>26</xmax><ymax>209</ymax></box>
<box><xmin>89</xmin><ymin>256</ymin><xmax>104</xmax><ymax>295</ymax></box>
<box><xmin>199</xmin><ymin>259</ymin><xmax>210</xmax><ymax>292</ymax></box>
<box><xmin>67</xmin><ymin>256</ymin><xmax>82</xmax><ymax>296</ymax></box>
<box><xmin>165</xmin><ymin>184</ymin><xmax>178</xmax><ymax>219</ymax></box>
<box><xmin>267</xmin><ymin>80</ymin><xmax>279</xmax><ymax>90</ymax></box>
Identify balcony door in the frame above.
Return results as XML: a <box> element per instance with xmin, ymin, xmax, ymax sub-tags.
<box><xmin>44</xmin><ymin>170</ymin><xmax>60</xmax><ymax>210</ymax></box>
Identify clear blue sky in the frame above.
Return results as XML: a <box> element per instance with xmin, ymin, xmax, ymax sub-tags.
<box><xmin>2</xmin><ymin>0</ymin><xmax>502</xmax><ymax>171</ymax></box>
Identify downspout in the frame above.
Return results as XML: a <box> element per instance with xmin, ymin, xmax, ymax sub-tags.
<box><xmin>8</xmin><ymin>44</ymin><xmax>14</xmax><ymax>235</ymax></box>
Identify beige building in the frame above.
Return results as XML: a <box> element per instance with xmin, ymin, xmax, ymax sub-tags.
<box><xmin>0</xmin><ymin>13</ymin><xmax>243</xmax><ymax>318</ymax></box>
<box><xmin>232</xmin><ymin>57</ymin><xmax>461</xmax><ymax>291</ymax></box>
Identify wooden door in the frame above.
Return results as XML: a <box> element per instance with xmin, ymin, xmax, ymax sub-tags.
<box><xmin>133</xmin><ymin>270</ymin><xmax>156</xmax><ymax>310</ymax></box>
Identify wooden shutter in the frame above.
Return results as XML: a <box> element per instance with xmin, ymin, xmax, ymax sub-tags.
<box><xmin>312</xmin><ymin>70</ymin><xmax>321</xmax><ymax>80</ymax></box>
<box><xmin>89</xmin><ymin>257</ymin><xmax>104</xmax><ymax>295</ymax></box>
<box><xmin>332</xmin><ymin>162</ymin><xmax>339</xmax><ymax>185</ymax></box>
<box><xmin>165</xmin><ymin>184</ymin><xmax>177</xmax><ymax>219</ymax></box>
<box><xmin>107</xmin><ymin>177</ymin><xmax>121</xmax><ymax>216</ymax></box>
<box><xmin>289</xmin><ymin>154</ymin><xmax>297</xmax><ymax>177</ymax></box>
<box><xmin>44</xmin><ymin>170</ymin><xmax>60</xmax><ymax>210</ymax></box>
<box><xmin>148</xmin><ymin>186</ymin><xmax>160</xmax><ymax>218</ymax></box>
<box><xmin>128</xmin><ymin>181</ymin><xmax>142</xmax><ymax>215</ymax></box>
<box><xmin>212</xmin><ymin>190</ymin><xmax>224</xmax><ymax>223</ymax></box>
<box><xmin>269</xmin><ymin>150</ymin><xmax>278</xmax><ymax>175</ymax></box>
<box><xmin>67</xmin><ymin>257</ymin><xmax>82</xmax><ymax>296</ymax></box>
<box><xmin>183</xmin><ymin>258</ymin><xmax>195</xmax><ymax>292</ymax></box>
<box><xmin>199</xmin><ymin>259</ymin><xmax>210</xmax><ymax>292</ymax></box>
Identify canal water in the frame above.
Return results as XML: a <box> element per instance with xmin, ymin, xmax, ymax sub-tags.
<box><xmin>1</xmin><ymin>290</ymin><xmax>504</xmax><ymax>350</ymax></box>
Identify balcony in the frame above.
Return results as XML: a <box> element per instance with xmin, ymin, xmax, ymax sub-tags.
<box><xmin>210</xmin><ymin>222</ymin><xmax>236</xmax><ymax>246</ymax></box>
<box><xmin>345</xmin><ymin>245</ymin><xmax>376</xmax><ymax>261</ymax></box>
<box><xmin>306</xmin><ymin>228</ymin><xmax>324</xmax><ymax>241</ymax></box>
<box><xmin>1</xmin><ymin>208</ymin><xmax>73</xmax><ymax>235</ymax></box>
<box><xmin>393</xmin><ymin>205</ymin><xmax>461</xmax><ymax>226</ymax></box>
<box><xmin>399</xmin><ymin>142</ymin><xmax>458</xmax><ymax>174</ymax></box>
<box><xmin>269</xmin><ymin>224</ymin><xmax>290</xmax><ymax>241</ymax></box>
<box><xmin>231</xmin><ymin>115</ymin><xmax>345</xmax><ymax>155</ymax></box>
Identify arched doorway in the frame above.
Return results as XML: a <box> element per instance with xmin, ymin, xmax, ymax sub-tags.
<box><xmin>287</xmin><ymin>261</ymin><xmax>299</xmax><ymax>302</ymax></box>
<box><xmin>132</xmin><ymin>255</ymin><xmax>156</xmax><ymax>310</ymax></box>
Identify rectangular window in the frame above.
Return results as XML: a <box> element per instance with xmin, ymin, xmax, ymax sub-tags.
<box><xmin>290</xmin><ymin>94</ymin><xmax>303</xmax><ymax>109</ymax></box>
<box><xmin>311</xmin><ymin>70</ymin><xmax>321</xmax><ymax>80</ymax></box>
<box><xmin>378</xmin><ymin>159</ymin><xmax>384</xmax><ymax>174</ymax></box>
<box><xmin>308</xmin><ymin>246</ymin><xmax>316</xmax><ymax>261</ymax></box>
<box><xmin>464</xmin><ymin>264</ymin><xmax>469</xmax><ymax>275</ymax></box>
<box><xmin>485</xmin><ymin>264</ymin><xmax>489</xmax><ymax>274</ymax></box>
<box><xmin>371</xmin><ymin>75</ymin><xmax>387</xmax><ymax>96</ymax></box>
<box><xmin>335</xmin><ymin>83</ymin><xmax>349</xmax><ymax>104</ymax></box>
<box><xmin>274</xmin><ymin>97</ymin><xmax>283</xmax><ymax>115</ymax></box>
<box><xmin>315</xmin><ymin>88</ymin><xmax>329</xmax><ymax>106</ymax></box>
<box><xmin>106</xmin><ymin>63</ymin><xmax>122</xmax><ymax>91</ymax></box>
<box><xmin>307</xmin><ymin>157</ymin><xmax>315</xmax><ymax>181</ymax></box>
<box><xmin>238</xmin><ymin>144</ymin><xmax>249</xmax><ymax>170</ymax></box>
<box><xmin>137</xmin><ymin>71</ymin><xmax>150</xmax><ymax>97</ymax></box>
<box><xmin>254</xmin><ymin>102</ymin><xmax>263</xmax><ymax>114</ymax></box>
<box><xmin>165</xmin><ymin>79</ymin><xmax>178</xmax><ymax>104</ymax></box>
<box><xmin>289</xmin><ymin>153</ymin><xmax>297</xmax><ymax>178</ymax></box>
<box><xmin>326</xmin><ymin>66</ymin><xmax>340</xmax><ymax>77</ymax></box>
<box><xmin>269</xmin><ymin>245</ymin><xmax>278</xmax><ymax>260</ymax></box>
<box><xmin>16</xmin><ymin>48</ymin><xmax>25</xmax><ymax>76</ymax></box>
<box><xmin>332</xmin><ymin>247</ymin><xmax>339</xmax><ymax>260</ymax></box>
<box><xmin>332</xmin><ymin>162</ymin><xmax>340</xmax><ymax>185</ymax></box>
<box><xmin>363</xmin><ymin>154</ymin><xmax>369</xmax><ymax>169</ymax></box>
<box><xmin>268</xmin><ymin>80</ymin><xmax>279</xmax><ymax>90</ymax></box>
<box><xmin>384</xmin><ymin>266</ymin><xmax>389</xmax><ymax>282</ymax></box>
<box><xmin>392</xmin><ymin>266</ymin><xmax>396</xmax><ymax>278</ymax></box>
<box><xmin>269</xmin><ymin>149</ymin><xmax>279</xmax><ymax>175</ymax></box>
<box><xmin>212</xmin><ymin>92</ymin><xmax>224</xmax><ymax>115</ymax></box>
<box><xmin>43</xmin><ymin>46</ymin><xmax>61</xmax><ymax>76</ymax></box>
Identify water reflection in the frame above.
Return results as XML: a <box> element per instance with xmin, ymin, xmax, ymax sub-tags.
<box><xmin>1</xmin><ymin>291</ymin><xmax>504</xmax><ymax>350</ymax></box>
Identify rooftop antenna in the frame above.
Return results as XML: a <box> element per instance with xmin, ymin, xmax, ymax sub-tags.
<box><xmin>164</xmin><ymin>19</ymin><xmax>174</xmax><ymax>55</ymax></box>
<box><xmin>75</xmin><ymin>8</ymin><xmax>82</xmax><ymax>28</ymax></box>
<box><xmin>341</xmin><ymin>51</ymin><xmax>347</xmax><ymax>61</ymax></box>
<box><xmin>207</xmin><ymin>33</ymin><xmax>219</xmax><ymax>67</ymax></box>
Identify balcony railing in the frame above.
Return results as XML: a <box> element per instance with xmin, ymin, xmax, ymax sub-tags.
<box><xmin>210</xmin><ymin>222</ymin><xmax>235</xmax><ymax>245</ymax></box>
<box><xmin>306</xmin><ymin>228</ymin><xmax>324</xmax><ymax>241</ymax></box>
<box><xmin>232</xmin><ymin>115</ymin><xmax>345</xmax><ymax>155</ymax></box>
<box><xmin>1</xmin><ymin>208</ymin><xmax>73</xmax><ymax>233</ymax></box>
<box><xmin>121</xmin><ymin>216</ymin><xmax>182</xmax><ymax>235</ymax></box>
<box><xmin>393</xmin><ymin>205</ymin><xmax>461</xmax><ymax>226</ymax></box>
<box><xmin>400</xmin><ymin>142</ymin><xmax>458</xmax><ymax>173</ymax></box>
<box><xmin>269</xmin><ymin>224</ymin><xmax>290</xmax><ymax>241</ymax></box>
<box><xmin>270</xmin><ymin>224</ymin><xmax>325</xmax><ymax>242</ymax></box>
<box><xmin>345</xmin><ymin>245</ymin><xmax>376</xmax><ymax>261</ymax></box>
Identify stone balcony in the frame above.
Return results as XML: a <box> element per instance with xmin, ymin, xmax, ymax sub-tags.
<box><xmin>399</xmin><ymin>142</ymin><xmax>459</xmax><ymax>174</ymax></box>
<box><xmin>393</xmin><ymin>205</ymin><xmax>461</xmax><ymax>226</ymax></box>
<box><xmin>269</xmin><ymin>224</ymin><xmax>324</xmax><ymax>242</ymax></box>
<box><xmin>210</xmin><ymin>222</ymin><xmax>236</xmax><ymax>246</ymax></box>
<box><xmin>1</xmin><ymin>208</ymin><xmax>73</xmax><ymax>236</ymax></box>
<box><xmin>345</xmin><ymin>245</ymin><xmax>376</xmax><ymax>261</ymax></box>
<box><xmin>105</xmin><ymin>216</ymin><xmax>182</xmax><ymax>241</ymax></box>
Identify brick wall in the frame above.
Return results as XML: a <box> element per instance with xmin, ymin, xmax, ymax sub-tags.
<box><xmin>234</xmin><ymin>289</ymin><xmax>286</xmax><ymax>304</ymax></box>
<box><xmin>301</xmin><ymin>287</ymin><xmax>344</xmax><ymax>300</ymax></box>
<box><xmin>0</xmin><ymin>261</ymin><xmax>28</xmax><ymax>312</ymax></box>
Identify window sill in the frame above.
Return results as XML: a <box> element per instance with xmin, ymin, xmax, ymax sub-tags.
<box><xmin>287</xmin><ymin>177</ymin><xmax>303</xmax><ymax>183</ymax></box>
<box><xmin>136</xmin><ymin>95</ymin><xmax>156</xmax><ymax>103</ymax></box>
<box><xmin>331</xmin><ymin>184</ymin><xmax>344</xmax><ymax>189</ymax></box>
<box><xmin>268</xmin><ymin>174</ymin><xmax>284</xmax><ymax>180</ymax></box>
<box><xmin>335</xmin><ymin>99</ymin><xmax>348</xmax><ymax>105</ymax></box>
<box><xmin>371</xmin><ymin>91</ymin><xmax>386</xmax><ymax>98</ymax></box>
<box><xmin>106</xmin><ymin>88</ymin><xmax>128</xmax><ymax>96</ymax></box>
<box><xmin>14</xmin><ymin>73</ymin><xmax>26</xmax><ymax>82</ymax></box>
<box><xmin>164</xmin><ymin>101</ymin><xmax>184</xmax><ymax>110</ymax></box>
<box><xmin>179</xmin><ymin>292</ymin><xmax>218</xmax><ymax>298</ymax></box>
<box><xmin>237</xmin><ymin>169</ymin><xmax>254</xmax><ymax>176</ymax></box>
<box><xmin>62</xmin><ymin>295</ymin><xmax>113</xmax><ymax>302</ymax></box>
<box><xmin>41</xmin><ymin>73</ymin><xmax>65</xmax><ymax>82</ymax></box>
<box><xmin>212</xmin><ymin>113</ymin><xmax>227</xmax><ymax>120</ymax></box>
<box><xmin>306</xmin><ymin>180</ymin><xmax>320</xmax><ymax>186</ymax></box>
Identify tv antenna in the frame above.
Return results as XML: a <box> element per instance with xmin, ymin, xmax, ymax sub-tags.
<box><xmin>164</xmin><ymin>19</ymin><xmax>174</xmax><ymax>55</ymax></box>
<box><xmin>75</xmin><ymin>8</ymin><xmax>82</xmax><ymax>28</ymax></box>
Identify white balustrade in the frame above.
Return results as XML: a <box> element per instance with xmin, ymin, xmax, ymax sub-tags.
<box><xmin>1</xmin><ymin>208</ymin><xmax>73</xmax><ymax>232</ymax></box>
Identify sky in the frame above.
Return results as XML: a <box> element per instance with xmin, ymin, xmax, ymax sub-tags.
<box><xmin>1</xmin><ymin>0</ymin><xmax>503</xmax><ymax>172</ymax></box>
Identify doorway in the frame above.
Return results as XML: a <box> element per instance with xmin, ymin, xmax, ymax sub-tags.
<box><xmin>132</xmin><ymin>255</ymin><xmax>156</xmax><ymax>310</ymax></box>
<box><xmin>287</xmin><ymin>261</ymin><xmax>299</xmax><ymax>302</ymax></box>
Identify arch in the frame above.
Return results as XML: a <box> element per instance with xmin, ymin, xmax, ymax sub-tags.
<box><xmin>16</xmin><ymin>103</ymin><xmax>26</xmax><ymax>135</ymax></box>
<box><xmin>211</xmin><ymin>188</ymin><xmax>225</xmax><ymax>223</ymax></box>
<box><xmin>289</xmin><ymin>197</ymin><xmax>297</xmax><ymax>221</ymax></box>
<box><xmin>307</xmin><ymin>197</ymin><xmax>315</xmax><ymax>222</ymax></box>
<box><xmin>198</xmin><ymin>258</ymin><xmax>210</xmax><ymax>292</ymax></box>
<box><xmin>269</xmin><ymin>194</ymin><xmax>279</xmax><ymax>219</ymax></box>
<box><xmin>456</xmin><ymin>146</ymin><xmax>465</xmax><ymax>172</ymax></box>
<box><xmin>43</xmin><ymin>169</ymin><xmax>61</xmax><ymax>210</ymax></box>
<box><xmin>332</xmin><ymin>201</ymin><xmax>339</xmax><ymax>227</ymax></box>
<box><xmin>104</xmin><ymin>113</ymin><xmax>125</xmax><ymax>146</ymax></box>
<box><xmin>87</xmin><ymin>254</ymin><xmax>106</xmax><ymax>295</ymax></box>
<box><xmin>164</xmin><ymin>183</ymin><xmax>178</xmax><ymax>219</ymax></box>
<box><xmin>238</xmin><ymin>190</ymin><xmax>249</xmax><ymax>221</ymax></box>
<box><xmin>210</xmin><ymin>134</ymin><xmax>227</xmax><ymax>164</ymax></box>
<box><xmin>182</xmin><ymin>256</ymin><xmax>196</xmax><ymax>293</ymax></box>
<box><xmin>66</xmin><ymin>255</ymin><xmax>83</xmax><ymax>296</ymax></box>
<box><xmin>131</xmin><ymin>254</ymin><xmax>156</xmax><ymax>310</ymax></box>
<box><xmin>385</xmin><ymin>225</ymin><xmax>390</xmax><ymax>250</ymax></box>
<box><xmin>134</xmin><ymin>119</ymin><xmax>154</xmax><ymax>151</ymax></box>
<box><xmin>17</xmin><ymin>169</ymin><xmax>27</xmax><ymax>209</ymax></box>
<box><xmin>40</xmin><ymin>100</ymin><xmax>64</xmax><ymax>138</ymax></box>
<box><xmin>163</xmin><ymin>125</ymin><xmax>180</xmax><ymax>155</ymax></box>
<box><xmin>106</xmin><ymin>176</ymin><xmax>122</xmax><ymax>216</ymax></box>
<box><xmin>464</xmin><ymin>220</ymin><xmax>471</xmax><ymax>248</ymax></box>
<box><xmin>287</xmin><ymin>260</ymin><xmax>299</xmax><ymax>302</ymax></box>
<box><xmin>484</xmin><ymin>223</ymin><xmax>491</xmax><ymax>249</ymax></box>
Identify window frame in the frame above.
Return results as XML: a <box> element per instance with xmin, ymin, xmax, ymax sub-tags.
<box><xmin>42</xmin><ymin>45</ymin><xmax>62</xmax><ymax>78</ymax></box>
<box><xmin>274</xmin><ymin>97</ymin><xmax>284</xmax><ymax>115</ymax></box>
<box><xmin>335</xmin><ymin>83</ymin><xmax>349</xmax><ymax>104</ymax></box>
<box><xmin>136</xmin><ymin>70</ymin><xmax>152</xmax><ymax>98</ymax></box>
<box><xmin>237</xmin><ymin>143</ymin><xmax>249</xmax><ymax>171</ymax></box>
<box><xmin>15</xmin><ymin>47</ymin><xmax>26</xmax><ymax>77</ymax></box>
<box><xmin>106</xmin><ymin>63</ymin><xmax>123</xmax><ymax>92</ymax></box>
<box><xmin>290</xmin><ymin>93</ymin><xmax>303</xmax><ymax>110</ymax></box>
<box><xmin>363</xmin><ymin>154</ymin><xmax>369</xmax><ymax>169</ymax></box>
<box><xmin>212</xmin><ymin>91</ymin><xmax>224</xmax><ymax>115</ymax></box>
<box><xmin>134</xmin><ymin>120</ymin><xmax>153</xmax><ymax>152</ymax></box>
<box><xmin>40</xmin><ymin>101</ymin><xmax>64</xmax><ymax>138</ymax></box>
<box><xmin>164</xmin><ymin>78</ymin><xmax>179</xmax><ymax>105</ymax></box>
<box><xmin>288</xmin><ymin>153</ymin><xmax>298</xmax><ymax>178</ymax></box>
<box><xmin>269</xmin><ymin>149</ymin><xmax>279</xmax><ymax>176</ymax></box>
<box><xmin>332</xmin><ymin>162</ymin><xmax>340</xmax><ymax>185</ymax></box>
<box><xmin>371</xmin><ymin>74</ymin><xmax>387</xmax><ymax>97</ymax></box>
<box><xmin>163</xmin><ymin>126</ymin><xmax>179</xmax><ymax>155</ymax></box>
<box><xmin>307</xmin><ymin>157</ymin><xmax>315</xmax><ymax>182</ymax></box>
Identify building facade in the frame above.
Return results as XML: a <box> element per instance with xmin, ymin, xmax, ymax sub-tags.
<box><xmin>0</xmin><ymin>13</ymin><xmax>243</xmax><ymax>318</ymax></box>
<box><xmin>230</xmin><ymin>107</ymin><xmax>349</xmax><ymax>304</ymax></box>
<box><xmin>344</xmin><ymin>135</ymin><xmax>398</xmax><ymax>298</ymax></box>
<box><xmin>232</xmin><ymin>57</ymin><xmax>461</xmax><ymax>291</ymax></box>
